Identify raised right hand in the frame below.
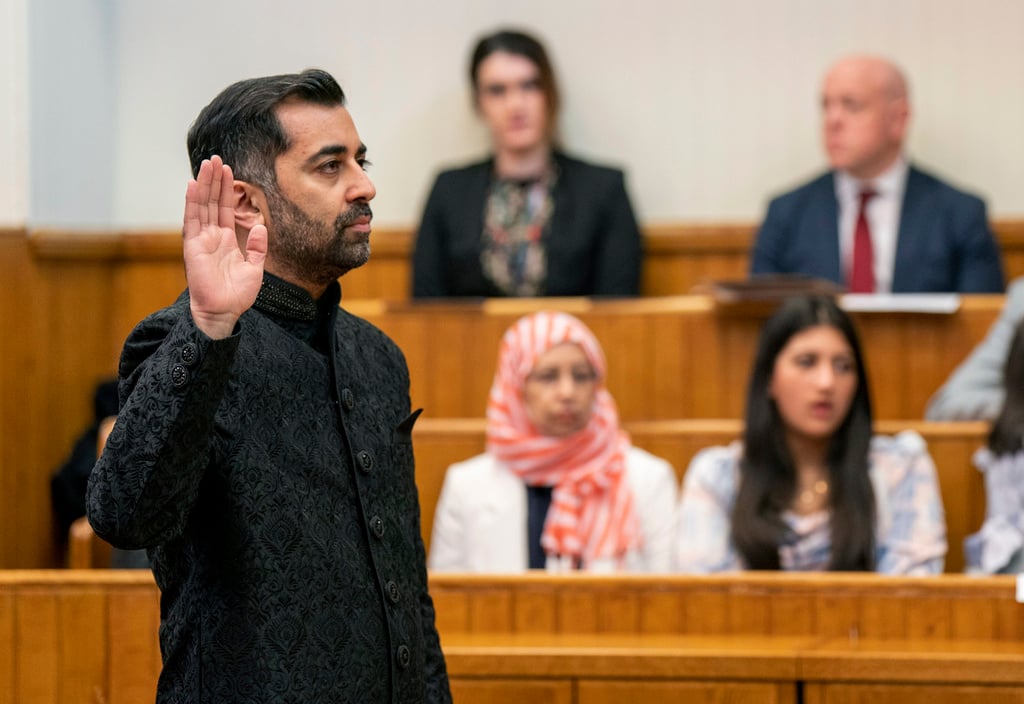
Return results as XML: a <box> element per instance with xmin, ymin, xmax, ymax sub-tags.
<box><xmin>182</xmin><ymin>156</ymin><xmax>268</xmax><ymax>339</ymax></box>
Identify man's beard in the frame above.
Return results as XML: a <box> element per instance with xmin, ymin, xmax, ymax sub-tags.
<box><xmin>264</xmin><ymin>189</ymin><xmax>372</xmax><ymax>287</ymax></box>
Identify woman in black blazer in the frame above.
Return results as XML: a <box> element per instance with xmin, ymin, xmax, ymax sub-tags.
<box><xmin>412</xmin><ymin>29</ymin><xmax>643</xmax><ymax>298</ymax></box>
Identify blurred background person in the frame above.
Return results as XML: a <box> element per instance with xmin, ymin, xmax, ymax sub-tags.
<box><xmin>964</xmin><ymin>318</ymin><xmax>1024</xmax><ymax>573</ymax></box>
<box><xmin>751</xmin><ymin>55</ymin><xmax>1003</xmax><ymax>294</ymax></box>
<box><xmin>429</xmin><ymin>311</ymin><xmax>675</xmax><ymax>572</ymax></box>
<box><xmin>412</xmin><ymin>29</ymin><xmax>642</xmax><ymax>298</ymax></box>
<box><xmin>676</xmin><ymin>296</ymin><xmax>946</xmax><ymax>574</ymax></box>
<box><xmin>927</xmin><ymin>277</ymin><xmax>1024</xmax><ymax>421</ymax></box>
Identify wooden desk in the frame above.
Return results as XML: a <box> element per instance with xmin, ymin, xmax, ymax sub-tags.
<box><xmin>3</xmin><ymin>571</ymin><xmax>1023</xmax><ymax>704</ymax></box>
<box><xmin>432</xmin><ymin>573</ymin><xmax>1024</xmax><ymax>704</ymax></box>
<box><xmin>346</xmin><ymin>295</ymin><xmax>1004</xmax><ymax>421</ymax></box>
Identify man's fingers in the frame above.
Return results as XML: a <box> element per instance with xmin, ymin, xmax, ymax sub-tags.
<box><xmin>207</xmin><ymin>157</ymin><xmax>224</xmax><ymax>227</ymax></box>
<box><xmin>218</xmin><ymin>163</ymin><xmax>236</xmax><ymax>230</ymax></box>
<box><xmin>194</xmin><ymin>159</ymin><xmax>213</xmax><ymax>228</ymax></box>
<box><xmin>183</xmin><ymin>178</ymin><xmax>201</xmax><ymax>240</ymax></box>
<box><xmin>245</xmin><ymin>224</ymin><xmax>269</xmax><ymax>268</ymax></box>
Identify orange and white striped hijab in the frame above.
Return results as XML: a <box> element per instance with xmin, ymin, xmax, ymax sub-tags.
<box><xmin>486</xmin><ymin>311</ymin><xmax>641</xmax><ymax>568</ymax></box>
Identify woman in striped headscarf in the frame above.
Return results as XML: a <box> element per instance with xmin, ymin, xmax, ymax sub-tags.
<box><xmin>428</xmin><ymin>311</ymin><xmax>677</xmax><ymax>572</ymax></box>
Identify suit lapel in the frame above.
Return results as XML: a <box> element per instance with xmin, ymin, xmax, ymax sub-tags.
<box><xmin>546</xmin><ymin>152</ymin><xmax>576</xmax><ymax>260</ymax></box>
<box><xmin>813</xmin><ymin>174</ymin><xmax>843</xmax><ymax>282</ymax></box>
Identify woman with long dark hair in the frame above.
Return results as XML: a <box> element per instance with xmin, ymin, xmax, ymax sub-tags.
<box><xmin>964</xmin><ymin>318</ymin><xmax>1024</xmax><ymax>573</ymax></box>
<box><xmin>412</xmin><ymin>28</ymin><xmax>642</xmax><ymax>298</ymax></box>
<box><xmin>675</xmin><ymin>295</ymin><xmax>946</xmax><ymax>573</ymax></box>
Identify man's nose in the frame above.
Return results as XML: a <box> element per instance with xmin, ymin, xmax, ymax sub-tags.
<box><xmin>348</xmin><ymin>169</ymin><xmax>376</xmax><ymax>202</ymax></box>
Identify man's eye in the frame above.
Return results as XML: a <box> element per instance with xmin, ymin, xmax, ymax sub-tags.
<box><xmin>320</xmin><ymin>161</ymin><xmax>339</xmax><ymax>173</ymax></box>
<box><xmin>358</xmin><ymin>159</ymin><xmax>372</xmax><ymax>172</ymax></box>
<box><xmin>483</xmin><ymin>84</ymin><xmax>506</xmax><ymax>98</ymax></box>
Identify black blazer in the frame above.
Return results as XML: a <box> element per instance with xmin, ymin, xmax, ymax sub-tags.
<box><xmin>87</xmin><ymin>280</ymin><xmax>451</xmax><ymax>703</ymax></box>
<box><xmin>751</xmin><ymin>166</ymin><xmax>1004</xmax><ymax>293</ymax></box>
<box><xmin>412</xmin><ymin>151</ymin><xmax>643</xmax><ymax>297</ymax></box>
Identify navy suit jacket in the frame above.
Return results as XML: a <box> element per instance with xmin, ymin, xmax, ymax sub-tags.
<box><xmin>751</xmin><ymin>166</ymin><xmax>1004</xmax><ymax>293</ymax></box>
<box><xmin>412</xmin><ymin>151</ymin><xmax>642</xmax><ymax>297</ymax></box>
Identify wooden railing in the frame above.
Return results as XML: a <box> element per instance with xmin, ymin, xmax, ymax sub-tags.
<box><xmin>3</xmin><ymin>571</ymin><xmax>1023</xmax><ymax>703</ymax></box>
<box><xmin>345</xmin><ymin>295</ymin><xmax>1005</xmax><ymax>421</ymax></box>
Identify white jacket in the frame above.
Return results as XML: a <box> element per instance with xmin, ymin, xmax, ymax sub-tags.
<box><xmin>428</xmin><ymin>447</ymin><xmax>677</xmax><ymax>573</ymax></box>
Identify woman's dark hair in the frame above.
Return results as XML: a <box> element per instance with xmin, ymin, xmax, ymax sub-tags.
<box><xmin>987</xmin><ymin>318</ymin><xmax>1024</xmax><ymax>455</ymax></box>
<box><xmin>469</xmin><ymin>29</ymin><xmax>560</xmax><ymax>126</ymax></box>
<box><xmin>186</xmin><ymin>68</ymin><xmax>346</xmax><ymax>191</ymax></box>
<box><xmin>731</xmin><ymin>295</ymin><xmax>876</xmax><ymax>571</ymax></box>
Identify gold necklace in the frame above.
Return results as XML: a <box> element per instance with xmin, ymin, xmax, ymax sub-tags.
<box><xmin>797</xmin><ymin>479</ymin><xmax>830</xmax><ymax>508</ymax></box>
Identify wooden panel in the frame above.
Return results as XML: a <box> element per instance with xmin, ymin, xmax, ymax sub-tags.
<box><xmin>2</xmin><ymin>571</ymin><xmax>1024</xmax><ymax>701</ymax></box>
<box><xmin>344</xmin><ymin>296</ymin><xmax>1005</xmax><ymax>423</ymax></box>
<box><xmin>450</xmin><ymin>679</ymin><xmax>572</xmax><ymax>704</ymax></box>
<box><xmin>0</xmin><ymin>592</ymin><xmax>13</xmax><ymax>704</ymax></box>
<box><xmin>107</xmin><ymin>589</ymin><xmax>162</xmax><ymax>704</ymax></box>
<box><xmin>15</xmin><ymin>592</ymin><xmax>59</xmax><ymax>704</ymax></box>
<box><xmin>427</xmin><ymin>572</ymin><xmax>1024</xmax><ymax>640</ymax></box>
<box><xmin>806</xmin><ymin>683</ymin><xmax>1024</xmax><ymax>704</ymax></box>
<box><xmin>57</xmin><ymin>589</ymin><xmax>108</xmax><ymax>704</ymax></box>
<box><xmin>579</xmin><ymin>680</ymin><xmax>796</xmax><ymax>704</ymax></box>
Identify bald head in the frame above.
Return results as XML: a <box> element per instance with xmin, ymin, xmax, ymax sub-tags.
<box><xmin>821</xmin><ymin>55</ymin><xmax>910</xmax><ymax>179</ymax></box>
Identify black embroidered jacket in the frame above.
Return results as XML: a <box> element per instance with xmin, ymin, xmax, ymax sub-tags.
<box><xmin>87</xmin><ymin>275</ymin><xmax>451</xmax><ymax>703</ymax></box>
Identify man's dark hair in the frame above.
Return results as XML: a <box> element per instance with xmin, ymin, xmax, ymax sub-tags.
<box><xmin>186</xmin><ymin>69</ymin><xmax>346</xmax><ymax>189</ymax></box>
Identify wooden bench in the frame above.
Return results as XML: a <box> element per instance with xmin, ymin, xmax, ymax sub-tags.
<box><xmin>3</xmin><ymin>571</ymin><xmax>1023</xmax><ymax>704</ymax></box>
<box><xmin>431</xmin><ymin>572</ymin><xmax>1024</xmax><ymax>704</ymax></box>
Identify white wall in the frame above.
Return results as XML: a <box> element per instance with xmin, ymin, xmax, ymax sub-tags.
<box><xmin>28</xmin><ymin>0</ymin><xmax>1024</xmax><ymax>229</ymax></box>
<box><xmin>0</xmin><ymin>0</ymin><xmax>28</xmax><ymax>227</ymax></box>
<box><xmin>28</xmin><ymin>0</ymin><xmax>117</xmax><ymax>228</ymax></box>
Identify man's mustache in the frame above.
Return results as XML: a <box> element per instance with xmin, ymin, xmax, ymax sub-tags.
<box><xmin>336</xmin><ymin>202</ymin><xmax>373</xmax><ymax>229</ymax></box>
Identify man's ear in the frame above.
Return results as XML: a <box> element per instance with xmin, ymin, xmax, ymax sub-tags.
<box><xmin>233</xmin><ymin>180</ymin><xmax>266</xmax><ymax>232</ymax></box>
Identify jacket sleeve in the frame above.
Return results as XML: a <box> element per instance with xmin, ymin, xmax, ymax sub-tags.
<box><xmin>412</xmin><ymin>175</ymin><xmax>450</xmax><ymax>298</ymax></box>
<box><xmin>631</xmin><ymin>452</ymin><xmax>678</xmax><ymax>572</ymax></box>
<box><xmin>427</xmin><ymin>465</ymin><xmax>467</xmax><ymax>572</ymax></box>
<box><xmin>953</xmin><ymin>196</ymin><xmax>1005</xmax><ymax>293</ymax></box>
<box><xmin>872</xmin><ymin>432</ymin><xmax>947</xmax><ymax>575</ymax></box>
<box><xmin>751</xmin><ymin>197</ymin><xmax>788</xmax><ymax>275</ymax></box>
<box><xmin>674</xmin><ymin>447</ymin><xmax>744</xmax><ymax>573</ymax></box>
<box><xmin>592</xmin><ymin>170</ymin><xmax>643</xmax><ymax>295</ymax></box>
<box><xmin>86</xmin><ymin>306</ymin><xmax>240</xmax><ymax>549</ymax></box>
<box><xmin>925</xmin><ymin>277</ymin><xmax>1024</xmax><ymax>420</ymax></box>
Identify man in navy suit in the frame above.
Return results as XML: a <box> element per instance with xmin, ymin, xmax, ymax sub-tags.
<box><xmin>751</xmin><ymin>55</ymin><xmax>1004</xmax><ymax>293</ymax></box>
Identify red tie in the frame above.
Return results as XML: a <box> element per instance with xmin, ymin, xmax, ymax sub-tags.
<box><xmin>849</xmin><ymin>189</ymin><xmax>876</xmax><ymax>293</ymax></box>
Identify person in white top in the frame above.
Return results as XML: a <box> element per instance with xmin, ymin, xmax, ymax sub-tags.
<box><xmin>429</xmin><ymin>311</ymin><xmax>677</xmax><ymax>573</ymax></box>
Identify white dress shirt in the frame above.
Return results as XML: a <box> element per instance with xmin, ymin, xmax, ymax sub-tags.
<box><xmin>835</xmin><ymin>157</ymin><xmax>909</xmax><ymax>294</ymax></box>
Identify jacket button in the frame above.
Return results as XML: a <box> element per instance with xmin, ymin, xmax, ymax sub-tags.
<box><xmin>170</xmin><ymin>364</ymin><xmax>190</xmax><ymax>387</ymax></box>
<box><xmin>386</xmin><ymin>580</ymin><xmax>400</xmax><ymax>604</ymax></box>
<box><xmin>357</xmin><ymin>450</ymin><xmax>374</xmax><ymax>472</ymax></box>
<box><xmin>341</xmin><ymin>388</ymin><xmax>355</xmax><ymax>410</ymax></box>
<box><xmin>370</xmin><ymin>515</ymin><xmax>385</xmax><ymax>539</ymax></box>
<box><xmin>180</xmin><ymin>342</ymin><xmax>199</xmax><ymax>367</ymax></box>
<box><xmin>396</xmin><ymin>644</ymin><xmax>411</xmax><ymax>668</ymax></box>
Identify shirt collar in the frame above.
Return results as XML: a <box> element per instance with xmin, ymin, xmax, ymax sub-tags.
<box><xmin>834</xmin><ymin>155</ymin><xmax>909</xmax><ymax>202</ymax></box>
<box><xmin>253</xmin><ymin>272</ymin><xmax>341</xmax><ymax>322</ymax></box>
